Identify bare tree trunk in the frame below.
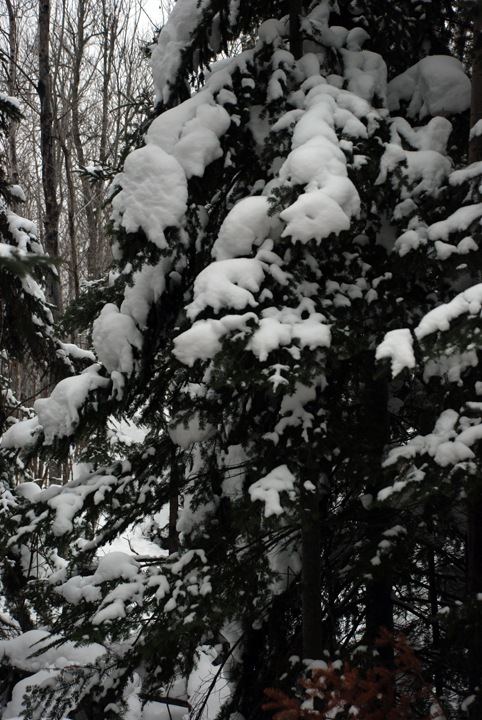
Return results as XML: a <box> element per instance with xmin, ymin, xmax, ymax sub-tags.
<box><xmin>301</xmin><ymin>483</ymin><xmax>323</xmax><ymax>659</ymax></box>
<box><xmin>70</xmin><ymin>0</ymin><xmax>98</xmax><ymax>280</ymax></box>
<box><xmin>467</xmin><ymin>498</ymin><xmax>482</xmax><ymax>712</ymax></box>
<box><xmin>30</xmin><ymin>122</ymin><xmax>45</xmax><ymax>243</ymax></box>
<box><xmin>100</xmin><ymin>0</ymin><xmax>118</xmax><ymax>163</ymax></box>
<box><xmin>362</xmin><ymin>358</ymin><xmax>394</xmax><ymax>665</ymax></box>
<box><xmin>6</xmin><ymin>0</ymin><xmax>151</xmax><ymax>295</ymax></box>
<box><xmin>38</xmin><ymin>0</ymin><xmax>61</xmax><ymax>314</ymax></box>
<box><xmin>290</xmin><ymin>0</ymin><xmax>303</xmax><ymax>60</ymax></box>
<box><xmin>427</xmin><ymin>547</ymin><xmax>442</xmax><ymax>696</ymax></box>
<box><xmin>5</xmin><ymin>0</ymin><xmax>19</xmax><ymax>184</ymax></box>
<box><xmin>168</xmin><ymin>431</ymin><xmax>180</xmax><ymax>555</ymax></box>
<box><xmin>61</xmin><ymin>141</ymin><xmax>80</xmax><ymax>301</ymax></box>
<box><xmin>467</xmin><ymin>500</ymin><xmax>482</xmax><ymax>595</ymax></box>
<box><xmin>470</xmin><ymin>0</ymin><xmax>482</xmax><ymax>163</ymax></box>
<box><xmin>38</xmin><ymin>0</ymin><xmax>63</xmax><ymax>489</ymax></box>
<box><xmin>168</xmin><ymin>482</ymin><xmax>179</xmax><ymax>555</ymax></box>
<box><xmin>466</xmin><ymin>7</ymin><xmax>482</xmax><ymax>709</ymax></box>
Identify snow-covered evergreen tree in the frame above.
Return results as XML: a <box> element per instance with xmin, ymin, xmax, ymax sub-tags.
<box><xmin>0</xmin><ymin>90</ymin><xmax>100</xmax><ymax>703</ymax></box>
<box><xmin>1</xmin><ymin>1</ymin><xmax>482</xmax><ymax>718</ymax></box>
<box><xmin>0</xmin><ymin>93</ymin><xmax>59</xmax><ymax>423</ymax></box>
<box><xmin>0</xmin><ymin>90</ymin><xmax>68</xmax><ymax>490</ymax></box>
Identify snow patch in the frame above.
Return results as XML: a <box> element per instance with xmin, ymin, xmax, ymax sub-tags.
<box><xmin>212</xmin><ymin>196</ymin><xmax>282</xmax><ymax>261</ymax></box>
<box><xmin>249</xmin><ymin>465</ymin><xmax>296</xmax><ymax>517</ymax></box>
<box><xmin>93</xmin><ymin>304</ymin><xmax>143</xmax><ymax>375</ymax></box>
<box><xmin>376</xmin><ymin>329</ymin><xmax>415</xmax><ymax>377</ymax></box>
<box><xmin>415</xmin><ymin>284</ymin><xmax>482</xmax><ymax>339</ymax></box>
<box><xmin>33</xmin><ymin>366</ymin><xmax>110</xmax><ymax>445</ymax></box>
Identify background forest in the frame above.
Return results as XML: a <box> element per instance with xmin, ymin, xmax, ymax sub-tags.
<box><xmin>0</xmin><ymin>0</ymin><xmax>158</xmax><ymax>483</ymax></box>
<box><xmin>1</xmin><ymin>1</ymin><xmax>482</xmax><ymax>720</ymax></box>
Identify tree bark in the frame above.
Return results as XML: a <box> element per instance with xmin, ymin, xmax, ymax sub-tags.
<box><xmin>70</xmin><ymin>0</ymin><xmax>100</xmax><ymax>281</ymax></box>
<box><xmin>427</xmin><ymin>546</ymin><xmax>442</xmax><ymax>696</ymax></box>
<box><xmin>467</xmin><ymin>498</ymin><xmax>482</xmax><ymax>595</ymax></box>
<box><xmin>168</xmin><ymin>484</ymin><xmax>179</xmax><ymax>555</ymax></box>
<box><xmin>362</xmin><ymin>357</ymin><xmax>394</xmax><ymax>664</ymax></box>
<box><xmin>5</xmin><ymin>0</ymin><xmax>19</xmax><ymax>185</ymax></box>
<box><xmin>290</xmin><ymin>0</ymin><xmax>303</xmax><ymax>60</ymax></box>
<box><xmin>301</xmin><ymin>483</ymin><xmax>323</xmax><ymax>659</ymax></box>
<box><xmin>38</xmin><ymin>0</ymin><xmax>61</xmax><ymax>314</ymax></box>
<box><xmin>467</xmin><ymin>496</ymin><xmax>482</xmax><ymax>712</ymax></box>
<box><xmin>60</xmin><ymin>141</ymin><xmax>80</xmax><ymax>302</ymax></box>
<box><xmin>168</xmin><ymin>423</ymin><xmax>180</xmax><ymax>555</ymax></box>
<box><xmin>467</xmin><ymin>6</ymin><xmax>482</xmax><ymax>705</ymax></box>
<box><xmin>470</xmin><ymin>0</ymin><xmax>482</xmax><ymax>163</ymax></box>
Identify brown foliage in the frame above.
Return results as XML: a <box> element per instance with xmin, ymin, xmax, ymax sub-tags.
<box><xmin>263</xmin><ymin>629</ymin><xmax>442</xmax><ymax>720</ymax></box>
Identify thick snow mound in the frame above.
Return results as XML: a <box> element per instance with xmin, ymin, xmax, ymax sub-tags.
<box><xmin>384</xmin><ymin>408</ymin><xmax>482</xmax><ymax>468</ymax></box>
<box><xmin>388</xmin><ymin>56</ymin><xmax>470</xmax><ymax>119</ymax></box>
<box><xmin>111</xmin><ymin>145</ymin><xmax>187</xmax><ymax>249</ymax></box>
<box><xmin>340</xmin><ymin>48</ymin><xmax>387</xmax><ymax>106</ymax></box>
<box><xmin>376</xmin><ymin>328</ymin><xmax>416</xmax><ymax>377</ymax></box>
<box><xmin>150</xmin><ymin>0</ymin><xmax>210</xmax><ymax>104</ymax></box>
<box><xmin>121</xmin><ymin>261</ymin><xmax>170</xmax><ymax>329</ymax></box>
<box><xmin>2</xmin><ymin>367</ymin><xmax>110</xmax><ymax>449</ymax></box>
<box><xmin>173</xmin><ymin>103</ymin><xmax>231</xmax><ymax>178</ymax></box>
<box><xmin>415</xmin><ymin>283</ymin><xmax>482</xmax><ymax>339</ymax></box>
<box><xmin>173</xmin><ymin>313</ymin><xmax>257</xmax><ymax>366</ymax></box>
<box><xmin>186</xmin><ymin>258</ymin><xmax>265</xmax><ymax>319</ymax></box>
<box><xmin>146</xmin><ymin>89</ymin><xmax>231</xmax><ymax>181</ymax></box>
<box><xmin>249</xmin><ymin>465</ymin><xmax>296</xmax><ymax>517</ymax></box>
<box><xmin>1</xmin><ymin>417</ymin><xmax>41</xmax><ymax>449</ymax></box>
<box><xmin>212</xmin><ymin>196</ymin><xmax>282</xmax><ymax>261</ymax></box>
<box><xmin>376</xmin><ymin>143</ymin><xmax>451</xmax><ymax>197</ymax></box>
<box><xmin>391</xmin><ymin>116</ymin><xmax>453</xmax><ymax>155</ymax></box>
<box><xmin>34</xmin><ymin>366</ymin><xmax>110</xmax><ymax>445</ymax></box>
<box><xmin>247</xmin><ymin>309</ymin><xmax>331</xmax><ymax>362</ymax></box>
<box><xmin>427</xmin><ymin>203</ymin><xmax>482</xmax><ymax>241</ymax></box>
<box><xmin>93</xmin><ymin>304</ymin><xmax>143</xmax><ymax>375</ymax></box>
<box><xmin>280</xmin><ymin>189</ymin><xmax>351</xmax><ymax>243</ymax></box>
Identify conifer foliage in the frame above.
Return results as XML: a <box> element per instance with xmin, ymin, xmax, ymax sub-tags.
<box><xmin>1</xmin><ymin>1</ymin><xmax>482</xmax><ymax>719</ymax></box>
<box><xmin>0</xmin><ymin>93</ymin><xmax>60</xmax><ymax>445</ymax></box>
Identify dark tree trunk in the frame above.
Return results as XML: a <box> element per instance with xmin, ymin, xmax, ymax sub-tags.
<box><xmin>301</xmin><ymin>483</ymin><xmax>323</xmax><ymax>659</ymax></box>
<box><xmin>168</xmin><ymin>460</ymin><xmax>179</xmax><ymax>556</ymax></box>
<box><xmin>470</xmin><ymin>0</ymin><xmax>482</xmax><ymax>163</ymax></box>
<box><xmin>467</xmin><ymin>496</ymin><xmax>482</xmax><ymax>712</ymax></box>
<box><xmin>61</xmin><ymin>142</ymin><xmax>80</xmax><ymax>302</ymax></box>
<box><xmin>290</xmin><ymin>0</ymin><xmax>303</xmax><ymax>60</ymax></box>
<box><xmin>71</xmin><ymin>0</ymin><xmax>99</xmax><ymax>281</ymax></box>
<box><xmin>362</xmin><ymin>356</ymin><xmax>394</xmax><ymax>663</ymax></box>
<box><xmin>467</xmin><ymin>498</ymin><xmax>482</xmax><ymax>595</ymax></box>
<box><xmin>5</xmin><ymin>0</ymin><xmax>19</xmax><ymax>185</ymax></box>
<box><xmin>467</xmin><ymin>6</ymin><xmax>482</xmax><ymax>704</ymax></box>
<box><xmin>168</xmin><ymin>435</ymin><xmax>180</xmax><ymax>555</ymax></box>
<box><xmin>427</xmin><ymin>546</ymin><xmax>442</xmax><ymax>696</ymax></box>
<box><xmin>38</xmin><ymin>0</ymin><xmax>61</xmax><ymax>314</ymax></box>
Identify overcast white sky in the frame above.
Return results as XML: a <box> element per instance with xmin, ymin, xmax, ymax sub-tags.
<box><xmin>138</xmin><ymin>0</ymin><xmax>168</xmax><ymax>34</ymax></box>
